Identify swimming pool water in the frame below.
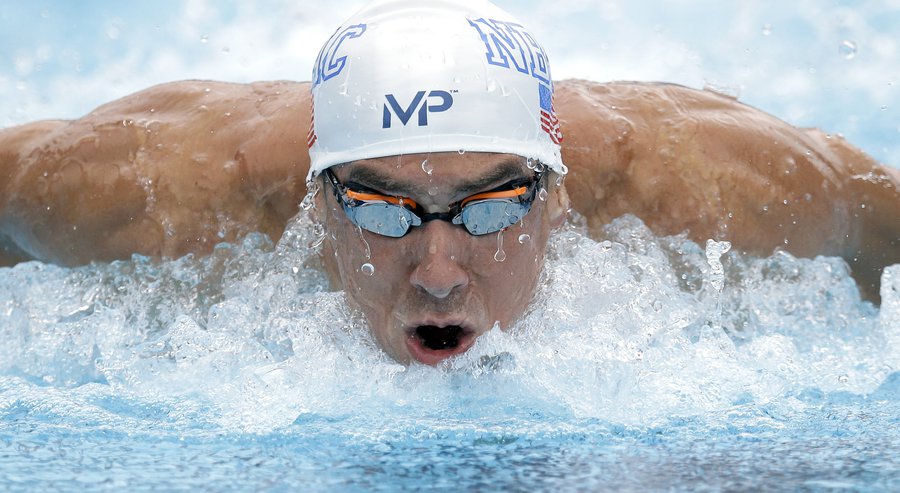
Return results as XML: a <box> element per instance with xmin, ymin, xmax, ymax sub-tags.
<box><xmin>2</xmin><ymin>2</ymin><xmax>900</xmax><ymax>488</ymax></box>
<box><xmin>2</xmin><ymin>213</ymin><xmax>898</xmax><ymax>491</ymax></box>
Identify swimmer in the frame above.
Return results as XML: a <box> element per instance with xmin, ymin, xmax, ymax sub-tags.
<box><xmin>1</xmin><ymin>0</ymin><xmax>898</xmax><ymax>363</ymax></box>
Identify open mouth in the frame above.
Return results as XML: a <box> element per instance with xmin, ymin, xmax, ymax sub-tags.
<box><xmin>406</xmin><ymin>324</ymin><xmax>476</xmax><ymax>365</ymax></box>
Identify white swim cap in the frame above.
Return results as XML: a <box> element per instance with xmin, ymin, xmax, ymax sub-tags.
<box><xmin>306</xmin><ymin>0</ymin><xmax>565</xmax><ymax>180</ymax></box>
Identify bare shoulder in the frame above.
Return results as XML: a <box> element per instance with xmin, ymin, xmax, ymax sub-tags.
<box><xmin>556</xmin><ymin>79</ymin><xmax>865</xmax><ymax>255</ymax></box>
<box><xmin>555</xmin><ymin>79</ymin><xmax>899</xmax><ymax>300</ymax></box>
<box><xmin>0</xmin><ymin>80</ymin><xmax>312</xmax><ymax>265</ymax></box>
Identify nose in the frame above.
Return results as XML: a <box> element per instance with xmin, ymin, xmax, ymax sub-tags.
<box><xmin>409</xmin><ymin>221</ymin><xmax>470</xmax><ymax>299</ymax></box>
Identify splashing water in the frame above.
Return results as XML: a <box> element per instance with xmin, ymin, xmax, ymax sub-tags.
<box><xmin>1</xmin><ymin>212</ymin><xmax>898</xmax><ymax>490</ymax></box>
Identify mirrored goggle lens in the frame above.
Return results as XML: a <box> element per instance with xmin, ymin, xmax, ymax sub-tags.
<box><xmin>344</xmin><ymin>202</ymin><xmax>422</xmax><ymax>238</ymax></box>
<box><xmin>453</xmin><ymin>199</ymin><xmax>533</xmax><ymax>236</ymax></box>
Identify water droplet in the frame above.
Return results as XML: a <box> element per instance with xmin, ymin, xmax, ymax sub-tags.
<box><xmin>421</xmin><ymin>159</ymin><xmax>433</xmax><ymax>175</ymax></box>
<box><xmin>517</xmin><ymin>234</ymin><xmax>531</xmax><ymax>244</ymax></box>
<box><xmin>358</xmin><ymin>226</ymin><xmax>372</xmax><ymax>259</ymax></box>
<box><xmin>200</xmin><ymin>35</ymin><xmax>209</xmax><ymax>44</ymax></box>
<box><xmin>494</xmin><ymin>231</ymin><xmax>506</xmax><ymax>262</ymax></box>
<box><xmin>300</xmin><ymin>180</ymin><xmax>320</xmax><ymax>211</ymax></box>
<box><xmin>361</xmin><ymin>263</ymin><xmax>375</xmax><ymax>276</ymax></box>
<box><xmin>761</xmin><ymin>24</ymin><xmax>772</xmax><ymax>36</ymax></box>
<box><xmin>458</xmin><ymin>149</ymin><xmax>466</xmax><ymax>155</ymax></box>
<box><xmin>538</xmin><ymin>188</ymin><xmax>548</xmax><ymax>201</ymax></box>
<box><xmin>838</xmin><ymin>374</ymin><xmax>849</xmax><ymax>384</ymax></box>
<box><xmin>881</xmin><ymin>105</ymin><xmax>887</xmax><ymax>111</ymax></box>
<box><xmin>839</xmin><ymin>40</ymin><xmax>857</xmax><ymax>59</ymax></box>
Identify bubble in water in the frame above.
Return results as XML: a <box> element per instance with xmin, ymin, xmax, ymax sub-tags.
<box><xmin>200</xmin><ymin>35</ymin><xmax>209</xmax><ymax>44</ymax></box>
<box><xmin>839</xmin><ymin>40</ymin><xmax>857</xmax><ymax>59</ymax></box>
<box><xmin>761</xmin><ymin>24</ymin><xmax>772</xmax><ymax>36</ymax></box>
<box><xmin>360</xmin><ymin>263</ymin><xmax>375</xmax><ymax>276</ymax></box>
<box><xmin>458</xmin><ymin>149</ymin><xmax>466</xmax><ymax>155</ymax></box>
<box><xmin>421</xmin><ymin>159</ymin><xmax>433</xmax><ymax>175</ymax></box>
<box><xmin>538</xmin><ymin>188</ymin><xmax>548</xmax><ymax>201</ymax></box>
<box><xmin>518</xmin><ymin>234</ymin><xmax>531</xmax><ymax>244</ymax></box>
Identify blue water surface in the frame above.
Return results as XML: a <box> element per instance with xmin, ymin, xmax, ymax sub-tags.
<box><xmin>1</xmin><ymin>214</ymin><xmax>899</xmax><ymax>491</ymax></box>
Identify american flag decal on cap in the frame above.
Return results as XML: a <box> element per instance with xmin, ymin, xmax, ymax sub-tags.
<box><xmin>306</xmin><ymin>102</ymin><xmax>318</xmax><ymax>149</ymax></box>
<box><xmin>538</xmin><ymin>83</ymin><xmax>562</xmax><ymax>145</ymax></box>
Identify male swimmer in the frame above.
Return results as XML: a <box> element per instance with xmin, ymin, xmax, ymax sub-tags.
<box><xmin>1</xmin><ymin>0</ymin><xmax>898</xmax><ymax>364</ymax></box>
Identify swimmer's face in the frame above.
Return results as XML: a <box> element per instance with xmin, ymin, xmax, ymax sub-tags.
<box><xmin>318</xmin><ymin>152</ymin><xmax>568</xmax><ymax>365</ymax></box>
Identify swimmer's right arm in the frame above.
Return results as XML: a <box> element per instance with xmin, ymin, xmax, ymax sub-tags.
<box><xmin>1</xmin><ymin>120</ymin><xmax>70</xmax><ymax>265</ymax></box>
<box><xmin>0</xmin><ymin>80</ymin><xmax>312</xmax><ymax>266</ymax></box>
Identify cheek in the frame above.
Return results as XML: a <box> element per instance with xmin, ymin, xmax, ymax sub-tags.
<box><xmin>471</xmin><ymin>218</ymin><xmax>549</xmax><ymax>320</ymax></box>
<box><xmin>325</xmin><ymin>212</ymin><xmax>409</xmax><ymax>309</ymax></box>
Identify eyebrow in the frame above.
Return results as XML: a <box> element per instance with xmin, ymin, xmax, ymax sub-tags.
<box><xmin>345</xmin><ymin>157</ymin><xmax>530</xmax><ymax>198</ymax></box>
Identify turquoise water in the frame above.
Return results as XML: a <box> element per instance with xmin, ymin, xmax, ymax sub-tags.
<box><xmin>2</xmin><ymin>214</ymin><xmax>899</xmax><ymax>491</ymax></box>
<box><xmin>2</xmin><ymin>1</ymin><xmax>900</xmax><ymax>490</ymax></box>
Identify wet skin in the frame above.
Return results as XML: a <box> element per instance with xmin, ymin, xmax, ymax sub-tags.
<box><xmin>317</xmin><ymin>153</ymin><xmax>568</xmax><ymax>365</ymax></box>
<box><xmin>1</xmin><ymin>80</ymin><xmax>898</xmax><ymax>303</ymax></box>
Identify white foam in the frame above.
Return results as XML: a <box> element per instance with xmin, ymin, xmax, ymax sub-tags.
<box><xmin>0</xmin><ymin>212</ymin><xmax>896</xmax><ymax>432</ymax></box>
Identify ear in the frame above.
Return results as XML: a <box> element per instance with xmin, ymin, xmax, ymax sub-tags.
<box><xmin>547</xmin><ymin>178</ymin><xmax>570</xmax><ymax>229</ymax></box>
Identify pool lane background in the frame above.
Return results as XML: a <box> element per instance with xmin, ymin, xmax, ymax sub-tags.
<box><xmin>0</xmin><ymin>0</ymin><xmax>898</xmax><ymax>169</ymax></box>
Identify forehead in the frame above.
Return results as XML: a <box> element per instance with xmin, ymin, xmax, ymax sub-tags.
<box><xmin>332</xmin><ymin>152</ymin><xmax>530</xmax><ymax>196</ymax></box>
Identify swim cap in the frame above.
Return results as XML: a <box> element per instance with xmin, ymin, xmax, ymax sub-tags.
<box><xmin>306</xmin><ymin>0</ymin><xmax>565</xmax><ymax>180</ymax></box>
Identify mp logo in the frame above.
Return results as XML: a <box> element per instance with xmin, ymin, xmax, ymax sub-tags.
<box><xmin>382</xmin><ymin>90</ymin><xmax>455</xmax><ymax>128</ymax></box>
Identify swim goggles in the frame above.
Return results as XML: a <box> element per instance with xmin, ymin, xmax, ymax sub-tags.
<box><xmin>324</xmin><ymin>168</ymin><xmax>544</xmax><ymax>238</ymax></box>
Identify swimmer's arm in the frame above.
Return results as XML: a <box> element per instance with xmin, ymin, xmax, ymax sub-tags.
<box><xmin>556</xmin><ymin>80</ymin><xmax>899</xmax><ymax>301</ymax></box>
<box><xmin>0</xmin><ymin>80</ymin><xmax>312</xmax><ymax>265</ymax></box>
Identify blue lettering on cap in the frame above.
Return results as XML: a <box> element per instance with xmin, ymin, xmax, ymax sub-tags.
<box><xmin>383</xmin><ymin>90</ymin><xmax>455</xmax><ymax>128</ymax></box>
<box><xmin>313</xmin><ymin>24</ymin><xmax>367</xmax><ymax>87</ymax></box>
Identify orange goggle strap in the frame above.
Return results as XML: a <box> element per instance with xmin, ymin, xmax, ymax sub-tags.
<box><xmin>345</xmin><ymin>189</ymin><xmax>419</xmax><ymax>209</ymax></box>
<box><xmin>343</xmin><ymin>185</ymin><xmax>527</xmax><ymax>210</ymax></box>
<box><xmin>459</xmin><ymin>186</ymin><xmax>528</xmax><ymax>207</ymax></box>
